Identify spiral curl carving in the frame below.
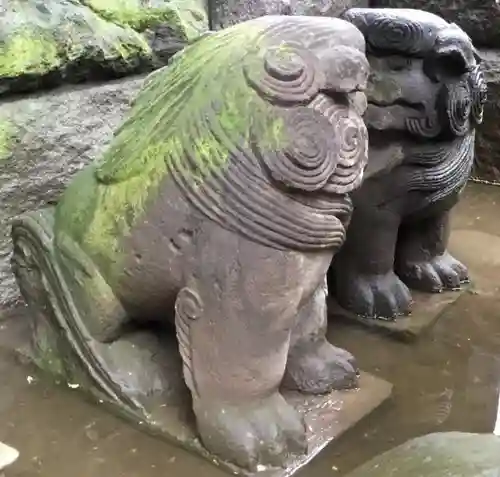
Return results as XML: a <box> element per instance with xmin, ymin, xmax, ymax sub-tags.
<box><xmin>174</xmin><ymin>286</ymin><xmax>203</xmax><ymax>397</ymax></box>
<box><xmin>405</xmin><ymin>133</ymin><xmax>475</xmax><ymax>204</ymax></box>
<box><xmin>441</xmin><ymin>80</ymin><xmax>472</xmax><ymax>137</ymax></box>
<box><xmin>469</xmin><ymin>65</ymin><xmax>487</xmax><ymax>125</ymax></box>
<box><xmin>175</xmin><ymin>287</ymin><xmax>203</xmax><ymax>321</ymax></box>
<box><xmin>325</xmin><ymin>107</ymin><xmax>368</xmax><ymax>193</ymax></box>
<box><xmin>365</xmin><ymin>17</ymin><xmax>428</xmax><ymax>56</ymax></box>
<box><xmin>262</xmin><ymin>107</ymin><xmax>339</xmax><ymax>192</ymax></box>
<box><xmin>244</xmin><ymin>44</ymin><xmax>322</xmax><ymax>106</ymax></box>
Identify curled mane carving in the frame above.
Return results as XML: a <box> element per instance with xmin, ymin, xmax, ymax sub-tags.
<box><xmin>342</xmin><ymin>9</ymin><xmax>447</xmax><ymax>56</ymax></box>
<box><xmin>91</xmin><ymin>16</ymin><xmax>368</xmax><ymax>252</ymax></box>
<box><xmin>243</xmin><ymin>44</ymin><xmax>323</xmax><ymax>106</ymax></box>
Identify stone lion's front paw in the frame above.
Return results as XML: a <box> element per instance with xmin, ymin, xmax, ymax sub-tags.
<box><xmin>193</xmin><ymin>393</ymin><xmax>307</xmax><ymax>470</ymax></box>
<box><xmin>283</xmin><ymin>339</ymin><xmax>358</xmax><ymax>394</ymax></box>
<box><xmin>336</xmin><ymin>271</ymin><xmax>413</xmax><ymax>319</ymax></box>
<box><xmin>397</xmin><ymin>251</ymin><xmax>469</xmax><ymax>293</ymax></box>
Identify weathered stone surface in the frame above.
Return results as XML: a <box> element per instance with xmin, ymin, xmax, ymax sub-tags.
<box><xmin>370</xmin><ymin>0</ymin><xmax>500</xmax><ymax>48</ymax></box>
<box><xmin>344</xmin><ymin>432</ymin><xmax>500</xmax><ymax>477</ymax></box>
<box><xmin>1</xmin><ymin>303</ymin><xmax>392</xmax><ymax>477</ymax></box>
<box><xmin>473</xmin><ymin>50</ymin><xmax>500</xmax><ymax>183</ymax></box>
<box><xmin>10</xmin><ymin>15</ymin><xmax>371</xmax><ymax>473</ymax></box>
<box><xmin>0</xmin><ymin>76</ymin><xmax>145</xmax><ymax>308</ymax></box>
<box><xmin>208</xmin><ymin>0</ymin><xmax>368</xmax><ymax>30</ymax></box>
<box><xmin>329</xmin><ymin>9</ymin><xmax>486</xmax><ymax>322</ymax></box>
<box><xmin>328</xmin><ymin>288</ymin><xmax>465</xmax><ymax>342</ymax></box>
<box><xmin>0</xmin><ymin>0</ymin><xmax>207</xmax><ymax>97</ymax></box>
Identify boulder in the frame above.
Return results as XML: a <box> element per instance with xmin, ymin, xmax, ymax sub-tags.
<box><xmin>473</xmin><ymin>50</ymin><xmax>500</xmax><ymax>184</ymax></box>
<box><xmin>370</xmin><ymin>0</ymin><xmax>500</xmax><ymax>48</ymax></box>
<box><xmin>208</xmin><ymin>0</ymin><xmax>368</xmax><ymax>30</ymax></box>
<box><xmin>345</xmin><ymin>432</ymin><xmax>500</xmax><ymax>477</ymax></box>
<box><xmin>0</xmin><ymin>0</ymin><xmax>207</xmax><ymax>97</ymax></box>
<box><xmin>0</xmin><ymin>76</ymin><xmax>146</xmax><ymax>308</ymax></box>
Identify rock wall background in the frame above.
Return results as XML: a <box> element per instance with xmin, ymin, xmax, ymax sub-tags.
<box><xmin>0</xmin><ymin>0</ymin><xmax>207</xmax><ymax>97</ymax></box>
<box><xmin>370</xmin><ymin>0</ymin><xmax>500</xmax><ymax>48</ymax></box>
<box><xmin>0</xmin><ymin>78</ymin><xmax>144</xmax><ymax>306</ymax></box>
<box><xmin>1</xmin><ymin>0</ymin><xmax>500</xmax><ymax>308</ymax></box>
<box><xmin>208</xmin><ymin>0</ymin><xmax>368</xmax><ymax>29</ymax></box>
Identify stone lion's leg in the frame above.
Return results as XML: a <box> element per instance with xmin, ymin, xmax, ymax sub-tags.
<box><xmin>175</xmin><ymin>231</ymin><xmax>308</xmax><ymax>470</ymax></box>
<box><xmin>330</xmin><ymin>201</ymin><xmax>412</xmax><ymax>319</ymax></box>
<box><xmin>52</xmin><ymin>236</ymin><xmax>130</xmax><ymax>344</ymax></box>
<box><xmin>282</xmin><ymin>278</ymin><xmax>358</xmax><ymax>393</ymax></box>
<box><xmin>395</xmin><ymin>208</ymin><xmax>469</xmax><ymax>292</ymax></box>
<box><xmin>11</xmin><ymin>210</ymin><xmax>130</xmax><ymax>345</ymax></box>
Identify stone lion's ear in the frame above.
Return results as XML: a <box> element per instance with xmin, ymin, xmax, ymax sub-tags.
<box><xmin>424</xmin><ymin>45</ymin><xmax>470</xmax><ymax>82</ymax></box>
<box><xmin>243</xmin><ymin>43</ymin><xmax>323</xmax><ymax>106</ymax></box>
<box><xmin>318</xmin><ymin>46</ymin><xmax>369</xmax><ymax>93</ymax></box>
<box><xmin>437</xmin><ymin>46</ymin><xmax>469</xmax><ymax>73</ymax></box>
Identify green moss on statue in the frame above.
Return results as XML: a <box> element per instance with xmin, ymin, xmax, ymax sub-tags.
<box><xmin>55</xmin><ymin>22</ymin><xmax>286</xmax><ymax>283</ymax></box>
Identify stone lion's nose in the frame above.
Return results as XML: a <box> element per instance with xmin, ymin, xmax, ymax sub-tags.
<box><xmin>319</xmin><ymin>46</ymin><xmax>370</xmax><ymax>94</ymax></box>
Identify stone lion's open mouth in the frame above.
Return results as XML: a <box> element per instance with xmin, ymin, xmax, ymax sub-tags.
<box><xmin>368</xmin><ymin>97</ymin><xmax>426</xmax><ymax>112</ymax></box>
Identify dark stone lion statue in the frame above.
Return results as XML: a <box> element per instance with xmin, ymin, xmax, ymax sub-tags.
<box><xmin>330</xmin><ymin>8</ymin><xmax>487</xmax><ymax>319</ymax></box>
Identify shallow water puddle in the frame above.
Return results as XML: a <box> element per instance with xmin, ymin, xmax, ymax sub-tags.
<box><xmin>1</xmin><ymin>183</ymin><xmax>500</xmax><ymax>477</ymax></box>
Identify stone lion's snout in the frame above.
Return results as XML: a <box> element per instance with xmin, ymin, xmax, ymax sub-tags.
<box><xmin>317</xmin><ymin>46</ymin><xmax>370</xmax><ymax>96</ymax></box>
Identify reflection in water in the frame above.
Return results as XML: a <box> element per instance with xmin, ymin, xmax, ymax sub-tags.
<box><xmin>418</xmin><ymin>388</ymin><xmax>454</xmax><ymax>427</ymax></box>
<box><xmin>1</xmin><ymin>183</ymin><xmax>500</xmax><ymax>477</ymax></box>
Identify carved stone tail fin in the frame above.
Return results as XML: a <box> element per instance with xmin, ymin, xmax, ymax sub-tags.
<box><xmin>10</xmin><ymin>209</ymin><xmax>139</xmax><ymax>411</ymax></box>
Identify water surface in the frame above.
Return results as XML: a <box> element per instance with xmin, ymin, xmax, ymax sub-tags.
<box><xmin>1</xmin><ymin>182</ymin><xmax>500</xmax><ymax>476</ymax></box>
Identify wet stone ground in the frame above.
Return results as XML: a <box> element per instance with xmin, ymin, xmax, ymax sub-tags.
<box><xmin>1</xmin><ymin>182</ymin><xmax>500</xmax><ymax>476</ymax></box>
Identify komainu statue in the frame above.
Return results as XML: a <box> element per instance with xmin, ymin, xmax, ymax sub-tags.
<box><xmin>11</xmin><ymin>16</ymin><xmax>369</xmax><ymax>471</ymax></box>
<box><xmin>330</xmin><ymin>8</ymin><xmax>487</xmax><ymax>319</ymax></box>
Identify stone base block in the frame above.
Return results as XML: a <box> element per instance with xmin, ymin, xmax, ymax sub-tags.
<box><xmin>0</xmin><ymin>306</ymin><xmax>392</xmax><ymax>477</ymax></box>
<box><xmin>328</xmin><ymin>289</ymin><xmax>466</xmax><ymax>342</ymax></box>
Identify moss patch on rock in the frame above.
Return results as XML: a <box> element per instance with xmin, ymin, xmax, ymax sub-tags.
<box><xmin>0</xmin><ymin>120</ymin><xmax>16</xmax><ymax>162</ymax></box>
<box><xmin>0</xmin><ymin>0</ymin><xmax>208</xmax><ymax>97</ymax></box>
<box><xmin>81</xmin><ymin>0</ymin><xmax>208</xmax><ymax>40</ymax></box>
<box><xmin>1</xmin><ymin>30</ymin><xmax>61</xmax><ymax>78</ymax></box>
